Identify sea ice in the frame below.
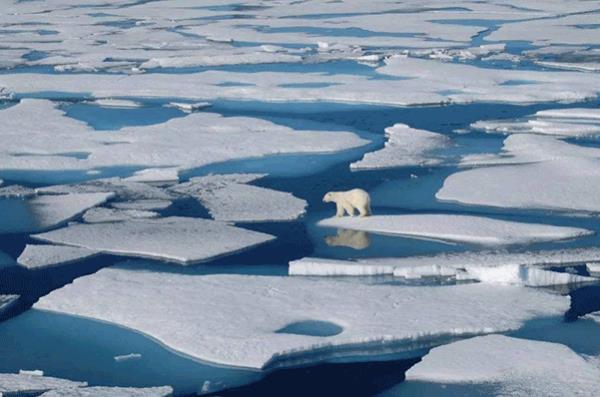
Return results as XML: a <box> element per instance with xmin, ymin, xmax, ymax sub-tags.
<box><xmin>35</xmin><ymin>267</ymin><xmax>568</xmax><ymax>369</ymax></box>
<box><xmin>0</xmin><ymin>295</ymin><xmax>19</xmax><ymax>314</ymax></box>
<box><xmin>471</xmin><ymin>107</ymin><xmax>600</xmax><ymax>138</ymax></box>
<box><xmin>82</xmin><ymin>207</ymin><xmax>159</xmax><ymax>223</ymax></box>
<box><xmin>318</xmin><ymin>214</ymin><xmax>590</xmax><ymax>246</ymax></box>
<box><xmin>1</xmin><ymin>192</ymin><xmax>113</xmax><ymax>234</ymax></box>
<box><xmin>0</xmin><ymin>372</ymin><xmax>86</xmax><ymax>396</ymax></box>
<box><xmin>381</xmin><ymin>335</ymin><xmax>600</xmax><ymax>397</ymax></box>
<box><xmin>0</xmin><ymin>100</ymin><xmax>367</xmax><ymax>177</ymax></box>
<box><xmin>350</xmin><ymin>124</ymin><xmax>449</xmax><ymax>170</ymax></box>
<box><xmin>437</xmin><ymin>157</ymin><xmax>600</xmax><ymax>213</ymax></box>
<box><xmin>32</xmin><ymin>217</ymin><xmax>275</xmax><ymax>265</ymax></box>
<box><xmin>110</xmin><ymin>200</ymin><xmax>172</xmax><ymax>211</ymax></box>
<box><xmin>17</xmin><ymin>244</ymin><xmax>98</xmax><ymax>270</ymax></box>
<box><xmin>170</xmin><ymin>174</ymin><xmax>306</xmax><ymax>223</ymax></box>
<box><xmin>39</xmin><ymin>386</ymin><xmax>173</xmax><ymax>397</ymax></box>
<box><xmin>290</xmin><ymin>251</ymin><xmax>597</xmax><ymax>287</ymax></box>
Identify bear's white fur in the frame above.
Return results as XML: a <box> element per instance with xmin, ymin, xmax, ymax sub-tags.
<box><xmin>323</xmin><ymin>189</ymin><xmax>371</xmax><ymax>217</ymax></box>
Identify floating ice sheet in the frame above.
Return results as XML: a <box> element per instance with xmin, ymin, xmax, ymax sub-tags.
<box><xmin>0</xmin><ymin>192</ymin><xmax>113</xmax><ymax>234</ymax></box>
<box><xmin>170</xmin><ymin>174</ymin><xmax>306</xmax><ymax>223</ymax></box>
<box><xmin>471</xmin><ymin>107</ymin><xmax>600</xmax><ymax>138</ymax></box>
<box><xmin>290</xmin><ymin>251</ymin><xmax>597</xmax><ymax>287</ymax></box>
<box><xmin>82</xmin><ymin>207</ymin><xmax>158</xmax><ymax>223</ymax></box>
<box><xmin>0</xmin><ymin>372</ymin><xmax>86</xmax><ymax>396</ymax></box>
<box><xmin>17</xmin><ymin>244</ymin><xmax>98</xmax><ymax>270</ymax></box>
<box><xmin>39</xmin><ymin>386</ymin><xmax>173</xmax><ymax>397</ymax></box>
<box><xmin>381</xmin><ymin>335</ymin><xmax>600</xmax><ymax>397</ymax></box>
<box><xmin>32</xmin><ymin>217</ymin><xmax>275</xmax><ymax>265</ymax></box>
<box><xmin>318</xmin><ymin>214</ymin><xmax>590</xmax><ymax>246</ymax></box>
<box><xmin>36</xmin><ymin>267</ymin><xmax>568</xmax><ymax>369</ymax></box>
<box><xmin>0</xmin><ymin>100</ymin><xmax>367</xmax><ymax>178</ymax></box>
<box><xmin>438</xmin><ymin>157</ymin><xmax>600</xmax><ymax>213</ymax></box>
<box><xmin>0</xmin><ymin>295</ymin><xmax>19</xmax><ymax>314</ymax></box>
<box><xmin>350</xmin><ymin>123</ymin><xmax>449</xmax><ymax>170</ymax></box>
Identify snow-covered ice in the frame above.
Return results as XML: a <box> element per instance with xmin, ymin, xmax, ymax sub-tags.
<box><xmin>0</xmin><ymin>100</ymin><xmax>367</xmax><ymax>177</ymax></box>
<box><xmin>113</xmin><ymin>353</ymin><xmax>142</xmax><ymax>362</ymax></box>
<box><xmin>1</xmin><ymin>192</ymin><xmax>113</xmax><ymax>234</ymax></box>
<box><xmin>17</xmin><ymin>244</ymin><xmax>98</xmax><ymax>270</ymax></box>
<box><xmin>39</xmin><ymin>386</ymin><xmax>173</xmax><ymax>397</ymax></box>
<box><xmin>0</xmin><ymin>295</ymin><xmax>19</xmax><ymax>314</ymax></box>
<box><xmin>110</xmin><ymin>200</ymin><xmax>172</xmax><ymax>211</ymax></box>
<box><xmin>0</xmin><ymin>372</ymin><xmax>86</xmax><ymax>396</ymax></box>
<box><xmin>170</xmin><ymin>174</ymin><xmax>307</xmax><ymax>223</ymax></box>
<box><xmin>83</xmin><ymin>207</ymin><xmax>159</xmax><ymax>223</ymax></box>
<box><xmin>438</xmin><ymin>157</ymin><xmax>600</xmax><ymax>213</ymax></box>
<box><xmin>381</xmin><ymin>335</ymin><xmax>600</xmax><ymax>397</ymax></box>
<box><xmin>290</xmin><ymin>250</ymin><xmax>597</xmax><ymax>287</ymax></box>
<box><xmin>350</xmin><ymin>124</ymin><xmax>449</xmax><ymax>170</ymax></box>
<box><xmin>319</xmin><ymin>214</ymin><xmax>591</xmax><ymax>246</ymax></box>
<box><xmin>471</xmin><ymin>107</ymin><xmax>600</xmax><ymax>138</ymax></box>
<box><xmin>32</xmin><ymin>217</ymin><xmax>275</xmax><ymax>265</ymax></box>
<box><xmin>35</xmin><ymin>266</ymin><xmax>568</xmax><ymax>369</ymax></box>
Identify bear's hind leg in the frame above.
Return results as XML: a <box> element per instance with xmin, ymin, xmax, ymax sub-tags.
<box><xmin>358</xmin><ymin>204</ymin><xmax>370</xmax><ymax>217</ymax></box>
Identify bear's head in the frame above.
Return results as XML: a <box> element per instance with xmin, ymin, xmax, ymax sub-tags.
<box><xmin>322</xmin><ymin>192</ymin><xmax>334</xmax><ymax>203</ymax></box>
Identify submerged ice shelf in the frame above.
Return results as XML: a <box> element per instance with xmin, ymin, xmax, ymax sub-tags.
<box><xmin>35</xmin><ymin>266</ymin><xmax>568</xmax><ymax>370</ymax></box>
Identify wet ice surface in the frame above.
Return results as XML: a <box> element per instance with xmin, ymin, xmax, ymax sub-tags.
<box><xmin>2</xmin><ymin>0</ymin><xmax>600</xmax><ymax>396</ymax></box>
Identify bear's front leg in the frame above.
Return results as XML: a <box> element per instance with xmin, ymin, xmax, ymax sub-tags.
<box><xmin>335</xmin><ymin>203</ymin><xmax>345</xmax><ymax>217</ymax></box>
<box><xmin>342</xmin><ymin>203</ymin><xmax>355</xmax><ymax>217</ymax></box>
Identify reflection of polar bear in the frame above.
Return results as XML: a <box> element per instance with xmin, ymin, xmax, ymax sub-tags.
<box><xmin>325</xmin><ymin>229</ymin><xmax>370</xmax><ymax>250</ymax></box>
<box><xmin>323</xmin><ymin>189</ymin><xmax>371</xmax><ymax>217</ymax></box>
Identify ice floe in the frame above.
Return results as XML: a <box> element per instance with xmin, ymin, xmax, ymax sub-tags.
<box><xmin>0</xmin><ymin>100</ymin><xmax>367</xmax><ymax>178</ymax></box>
<box><xmin>35</xmin><ymin>267</ymin><xmax>569</xmax><ymax>369</ymax></box>
<box><xmin>0</xmin><ymin>295</ymin><xmax>19</xmax><ymax>314</ymax></box>
<box><xmin>165</xmin><ymin>102</ymin><xmax>211</xmax><ymax>113</ymax></box>
<box><xmin>1</xmin><ymin>192</ymin><xmax>113</xmax><ymax>234</ymax></box>
<box><xmin>350</xmin><ymin>123</ymin><xmax>450</xmax><ymax>170</ymax></box>
<box><xmin>82</xmin><ymin>207</ymin><xmax>159</xmax><ymax>223</ymax></box>
<box><xmin>17</xmin><ymin>244</ymin><xmax>98</xmax><ymax>270</ymax></box>
<box><xmin>124</xmin><ymin>168</ymin><xmax>180</xmax><ymax>184</ymax></box>
<box><xmin>0</xmin><ymin>372</ymin><xmax>86</xmax><ymax>396</ymax></box>
<box><xmin>39</xmin><ymin>386</ymin><xmax>173</xmax><ymax>397</ymax></box>
<box><xmin>471</xmin><ymin>107</ymin><xmax>600</xmax><ymax>138</ymax></box>
<box><xmin>32</xmin><ymin>217</ymin><xmax>275</xmax><ymax>265</ymax></box>
<box><xmin>381</xmin><ymin>335</ymin><xmax>600</xmax><ymax>397</ymax></box>
<box><xmin>0</xmin><ymin>185</ymin><xmax>37</xmax><ymax>198</ymax></box>
<box><xmin>110</xmin><ymin>200</ymin><xmax>172</xmax><ymax>211</ymax></box>
<box><xmin>438</xmin><ymin>157</ymin><xmax>600</xmax><ymax>213</ymax></box>
<box><xmin>170</xmin><ymin>174</ymin><xmax>307</xmax><ymax>223</ymax></box>
<box><xmin>318</xmin><ymin>214</ymin><xmax>591</xmax><ymax>246</ymax></box>
<box><xmin>290</xmin><ymin>248</ymin><xmax>598</xmax><ymax>287</ymax></box>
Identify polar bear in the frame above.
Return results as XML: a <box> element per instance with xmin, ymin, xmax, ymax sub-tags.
<box><xmin>323</xmin><ymin>188</ymin><xmax>371</xmax><ymax>217</ymax></box>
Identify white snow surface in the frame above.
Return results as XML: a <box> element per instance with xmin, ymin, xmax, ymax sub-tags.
<box><xmin>0</xmin><ymin>100</ymin><xmax>367</xmax><ymax>177</ymax></box>
<box><xmin>170</xmin><ymin>174</ymin><xmax>307</xmax><ymax>222</ymax></box>
<box><xmin>32</xmin><ymin>217</ymin><xmax>275</xmax><ymax>265</ymax></box>
<box><xmin>381</xmin><ymin>335</ymin><xmax>600</xmax><ymax>397</ymax></box>
<box><xmin>35</xmin><ymin>267</ymin><xmax>569</xmax><ymax>369</ymax></box>
<box><xmin>471</xmin><ymin>107</ymin><xmax>600</xmax><ymax>138</ymax></box>
<box><xmin>6</xmin><ymin>192</ymin><xmax>113</xmax><ymax>233</ymax></box>
<box><xmin>438</xmin><ymin>157</ymin><xmax>600</xmax><ymax>213</ymax></box>
<box><xmin>0</xmin><ymin>373</ymin><xmax>86</xmax><ymax>396</ymax></box>
<box><xmin>0</xmin><ymin>295</ymin><xmax>19</xmax><ymax>313</ymax></box>
<box><xmin>318</xmin><ymin>214</ymin><xmax>590</xmax><ymax>246</ymax></box>
<box><xmin>350</xmin><ymin>124</ymin><xmax>450</xmax><ymax>170</ymax></box>
<box><xmin>39</xmin><ymin>386</ymin><xmax>173</xmax><ymax>397</ymax></box>
<box><xmin>17</xmin><ymin>244</ymin><xmax>98</xmax><ymax>270</ymax></box>
<box><xmin>290</xmin><ymin>250</ymin><xmax>597</xmax><ymax>286</ymax></box>
<box><xmin>82</xmin><ymin>207</ymin><xmax>159</xmax><ymax>223</ymax></box>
